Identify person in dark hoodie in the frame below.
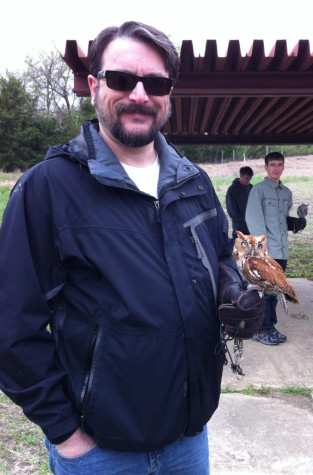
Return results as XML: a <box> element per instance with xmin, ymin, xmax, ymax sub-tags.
<box><xmin>226</xmin><ymin>166</ymin><xmax>254</xmax><ymax>238</ymax></box>
<box><xmin>0</xmin><ymin>22</ymin><xmax>264</xmax><ymax>475</ymax></box>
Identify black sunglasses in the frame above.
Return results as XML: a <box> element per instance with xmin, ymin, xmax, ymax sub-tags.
<box><xmin>97</xmin><ymin>70</ymin><xmax>173</xmax><ymax>96</ymax></box>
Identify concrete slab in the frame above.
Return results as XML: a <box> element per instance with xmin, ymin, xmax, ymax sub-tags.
<box><xmin>207</xmin><ymin>278</ymin><xmax>313</xmax><ymax>474</ymax></box>
<box><xmin>207</xmin><ymin>393</ymin><xmax>313</xmax><ymax>474</ymax></box>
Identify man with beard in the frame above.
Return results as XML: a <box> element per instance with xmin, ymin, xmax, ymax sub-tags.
<box><xmin>0</xmin><ymin>22</ymin><xmax>264</xmax><ymax>474</ymax></box>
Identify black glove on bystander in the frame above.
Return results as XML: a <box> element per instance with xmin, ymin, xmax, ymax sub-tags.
<box><xmin>287</xmin><ymin>216</ymin><xmax>306</xmax><ymax>234</ymax></box>
<box><xmin>218</xmin><ymin>263</ymin><xmax>265</xmax><ymax>339</ymax></box>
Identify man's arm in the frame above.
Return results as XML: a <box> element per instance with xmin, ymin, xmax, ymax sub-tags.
<box><xmin>226</xmin><ymin>187</ymin><xmax>250</xmax><ymax>234</ymax></box>
<box><xmin>226</xmin><ymin>188</ymin><xmax>240</xmax><ymax>219</ymax></box>
<box><xmin>194</xmin><ymin>175</ymin><xmax>264</xmax><ymax>338</ymax></box>
<box><xmin>245</xmin><ymin>185</ymin><xmax>266</xmax><ymax>235</ymax></box>
<box><xmin>0</xmin><ymin>174</ymin><xmax>81</xmax><ymax>444</ymax></box>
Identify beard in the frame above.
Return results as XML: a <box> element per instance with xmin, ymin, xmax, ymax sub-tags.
<box><xmin>95</xmin><ymin>96</ymin><xmax>171</xmax><ymax>147</ymax></box>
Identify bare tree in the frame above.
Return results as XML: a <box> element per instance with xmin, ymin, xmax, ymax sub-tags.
<box><xmin>23</xmin><ymin>48</ymin><xmax>77</xmax><ymax>116</ymax></box>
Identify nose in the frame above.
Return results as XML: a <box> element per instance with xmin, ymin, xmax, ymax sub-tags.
<box><xmin>129</xmin><ymin>81</ymin><xmax>149</xmax><ymax>103</ymax></box>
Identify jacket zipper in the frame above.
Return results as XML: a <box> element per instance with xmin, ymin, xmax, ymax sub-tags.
<box><xmin>153</xmin><ymin>171</ymin><xmax>202</xmax><ymax>223</ymax></box>
<box><xmin>154</xmin><ymin>200</ymin><xmax>160</xmax><ymax>222</ymax></box>
<box><xmin>189</xmin><ymin>226</ymin><xmax>217</xmax><ymax>304</ymax></box>
<box><xmin>179</xmin><ymin>380</ymin><xmax>189</xmax><ymax>439</ymax></box>
<box><xmin>80</xmin><ymin>325</ymin><xmax>103</xmax><ymax>413</ymax></box>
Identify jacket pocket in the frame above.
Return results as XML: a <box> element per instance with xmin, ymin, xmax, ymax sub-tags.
<box><xmin>262</xmin><ymin>198</ymin><xmax>277</xmax><ymax>216</ymax></box>
<box><xmin>282</xmin><ymin>199</ymin><xmax>291</xmax><ymax>215</ymax></box>
<box><xmin>183</xmin><ymin>209</ymin><xmax>218</xmax><ymax>305</ymax></box>
<box><xmin>80</xmin><ymin>329</ymin><xmax>187</xmax><ymax>451</ymax></box>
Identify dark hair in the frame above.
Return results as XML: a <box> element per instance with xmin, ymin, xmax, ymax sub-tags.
<box><xmin>239</xmin><ymin>166</ymin><xmax>253</xmax><ymax>177</ymax></box>
<box><xmin>265</xmin><ymin>151</ymin><xmax>284</xmax><ymax>165</ymax></box>
<box><xmin>89</xmin><ymin>21</ymin><xmax>180</xmax><ymax>82</ymax></box>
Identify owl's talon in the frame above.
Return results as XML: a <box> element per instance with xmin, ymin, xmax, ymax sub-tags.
<box><xmin>247</xmin><ymin>283</ymin><xmax>263</xmax><ymax>291</ymax></box>
<box><xmin>246</xmin><ymin>284</ymin><xmax>263</xmax><ymax>299</ymax></box>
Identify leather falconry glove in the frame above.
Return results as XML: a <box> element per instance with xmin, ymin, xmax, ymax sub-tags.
<box><xmin>218</xmin><ymin>263</ymin><xmax>265</xmax><ymax>340</ymax></box>
<box><xmin>286</xmin><ymin>216</ymin><xmax>306</xmax><ymax>234</ymax></box>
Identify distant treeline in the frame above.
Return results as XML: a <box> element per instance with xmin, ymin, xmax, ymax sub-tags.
<box><xmin>176</xmin><ymin>144</ymin><xmax>313</xmax><ymax>163</ymax></box>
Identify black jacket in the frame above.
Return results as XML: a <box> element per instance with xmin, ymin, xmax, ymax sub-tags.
<box><xmin>0</xmin><ymin>120</ymin><xmax>236</xmax><ymax>452</ymax></box>
<box><xmin>226</xmin><ymin>178</ymin><xmax>253</xmax><ymax>236</ymax></box>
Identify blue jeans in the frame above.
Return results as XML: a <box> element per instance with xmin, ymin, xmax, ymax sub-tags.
<box><xmin>45</xmin><ymin>426</ymin><xmax>209</xmax><ymax>474</ymax></box>
<box><xmin>260</xmin><ymin>259</ymin><xmax>287</xmax><ymax>331</ymax></box>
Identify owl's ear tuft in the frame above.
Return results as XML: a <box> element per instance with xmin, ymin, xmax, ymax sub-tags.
<box><xmin>236</xmin><ymin>230</ymin><xmax>245</xmax><ymax>239</ymax></box>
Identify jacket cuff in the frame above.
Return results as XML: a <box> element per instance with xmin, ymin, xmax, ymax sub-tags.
<box><xmin>46</xmin><ymin>414</ymin><xmax>81</xmax><ymax>444</ymax></box>
<box><xmin>48</xmin><ymin>428</ymin><xmax>78</xmax><ymax>445</ymax></box>
<box><xmin>218</xmin><ymin>262</ymin><xmax>243</xmax><ymax>305</ymax></box>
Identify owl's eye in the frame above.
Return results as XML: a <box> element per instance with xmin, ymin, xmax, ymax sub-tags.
<box><xmin>257</xmin><ymin>243</ymin><xmax>263</xmax><ymax>249</ymax></box>
<box><xmin>241</xmin><ymin>241</ymin><xmax>248</xmax><ymax>247</ymax></box>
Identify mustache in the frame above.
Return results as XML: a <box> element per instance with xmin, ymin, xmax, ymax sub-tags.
<box><xmin>115</xmin><ymin>103</ymin><xmax>158</xmax><ymax>117</ymax></box>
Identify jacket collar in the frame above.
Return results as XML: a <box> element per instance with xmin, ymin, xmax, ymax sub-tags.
<box><xmin>84</xmin><ymin>120</ymin><xmax>199</xmax><ymax>192</ymax></box>
<box><xmin>264</xmin><ymin>177</ymin><xmax>282</xmax><ymax>188</ymax></box>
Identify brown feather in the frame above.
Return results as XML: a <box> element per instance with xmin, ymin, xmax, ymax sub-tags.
<box><xmin>243</xmin><ymin>257</ymin><xmax>300</xmax><ymax>305</ymax></box>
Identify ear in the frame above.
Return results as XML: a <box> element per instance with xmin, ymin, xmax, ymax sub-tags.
<box><xmin>236</xmin><ymin>230</ymin><xmax>245</xmax><ymax>239</ymax></box>
<box><xmin>260</xmin><ymin>235</ymin><xmax>267</xmax><ymax>242</ymax></box>
<box><xmin>88</xmin><ymin>74</ymin><xmax>98</xmax><ymax>106</ymax></box>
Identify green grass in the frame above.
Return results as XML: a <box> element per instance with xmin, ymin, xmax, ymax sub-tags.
<box><xmin>282</xmin><ymin>175</ymin><xmax>312</xmax><ymax>185</ymax></box>
<box><xmin>0</xmin><ymin>392</ymin><xmax>50</xmax><ymax>474</ymax></box>
<box><xmin>221</xmin><ymin>385</ymin><xmax>312</xmax><ymax>397</ymax></box>
<box><xmin>0</xmin><ymin>187</ymin><xmax>10</xmax><ymax>222</ymax></box>
<box><xmin>0</xmin><ymin>172</ymin><xmax>21</xmax><ymax>182</ymax></box>
<box><xmin>240</xmin><ymin>385</ymin><xmax>255</xmax><ymax>396</ymax></box>
<box><xmin>285</xmin><ymin>179</ymin><xmax>313</xmax><ymax>277</ymax></box>
<box><xmin>280</xmin><ymin>386</ymin><xmax>312</xmax><ymax>397</ymax></box>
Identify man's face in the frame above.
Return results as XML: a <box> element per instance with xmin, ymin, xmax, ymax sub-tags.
<box><xmin>265</xmin><ymin>159</ymin><xmax>285</xmax><ymax>182</ymax></box>
<box><xmin>239</xmin><ymin>174</ymin><xmax>252</xmax><ymax>186</ymax></box>
<box><xmin>88</xmin><ymin>38</ymin><xmax>172</xmax><ymax>147</ymax></box>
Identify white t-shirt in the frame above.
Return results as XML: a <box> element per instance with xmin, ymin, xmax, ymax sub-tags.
<box><xmin>121</xmin><ymin>157</ymin><xmax>160</xmax><ymax>198</ymax></box>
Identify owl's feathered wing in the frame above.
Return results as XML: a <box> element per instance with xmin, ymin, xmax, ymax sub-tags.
<box><xmin>241</xmin><ymin>255</ymin><xmax>300</xmax><ymax>314</ymax></box>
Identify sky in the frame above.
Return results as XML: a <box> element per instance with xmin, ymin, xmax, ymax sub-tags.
<box><xmin>2</xmin><ymin>0</ymin><xmax>313</xmax><ymax>75</ymax></box>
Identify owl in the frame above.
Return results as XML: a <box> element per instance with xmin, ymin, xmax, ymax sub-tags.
<box><xmin>233</xmin><ymin>230</ymin><xmax>300</xmax><ymax>315</ymax></box>
<box><xmin>297</xmin><ymin>203</ymin><xmax>308</xmax><ymax>218</ymax></box>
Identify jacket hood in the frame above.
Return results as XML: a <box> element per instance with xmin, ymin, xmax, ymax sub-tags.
<box><xmin>231</xmin><ymin>177</ymin><xmax>253</xmax><ymax>189</ymax></box>
<box><xmin>232</xmin><ymin>177</ymin><xmax>240</xmax><ymax>186</ymax></box>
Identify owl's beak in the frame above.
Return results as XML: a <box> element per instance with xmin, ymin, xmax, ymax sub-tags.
<box><xmin>251</xmin><ymin>249</ymin><xmax>255</xmax><ymax>256</ymax></box>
